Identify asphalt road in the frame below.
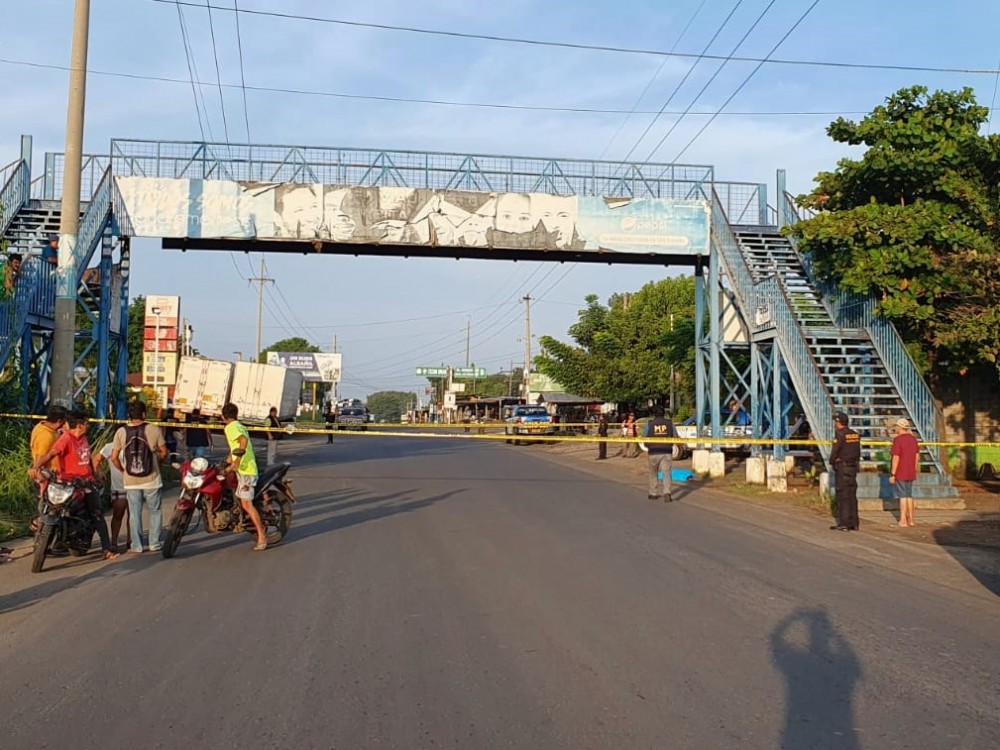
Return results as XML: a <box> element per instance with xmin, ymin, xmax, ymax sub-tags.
<box><xmin>2</xmin><ymin>435</ymin><xmax>999</xmax><ymax>749</ymax></box>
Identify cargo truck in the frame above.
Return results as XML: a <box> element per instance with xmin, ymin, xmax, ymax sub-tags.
<box><xmin>228</xmin><ymin>361</ymin><xmax>303</xmax><ymax>423</ymax></box>
<box><xmin>172</xmin><ymin>357</ymin><xmax>235</xmax><ymax>418</ymax></box>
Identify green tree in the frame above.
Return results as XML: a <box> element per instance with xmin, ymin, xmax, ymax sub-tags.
<box><xmin>259</xmin><ymin>337</ymin><xmax>319</xmax><ymax>364</ymax></box>
<box><xmin>474</xmin><ymin>369</ymin><xmax>523</xmax><ymax>398</ymax></box>
<box><xmin>788</xmin><ymin>86</ymin><xmax>1000</xmax><ymax>371</ymax></box>
<box><xmin>127</xmin><ymin>295</ymin><xmax>146</xmax><ymax>374</ymax></box>
<box><xmin>366</xmin><ymin>390</ymin><xmax>416</xmax><ymax>422</ymax></box>
<box><xmin>535</xmin><ymin>277</ymin><xmax>697</xmax><ymax>406</ymax></box>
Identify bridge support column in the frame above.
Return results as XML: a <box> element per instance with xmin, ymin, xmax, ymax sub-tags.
<box><xmin>95</xmin><ymin>234</ymin><xmax>112</xmax><ymax>417</ymax></box>
<box><xmin>708</xmin><ymin>246</ymin><xmax>722</xmax><ymax>449</ymax></box>
<box><xmin>772</xmin><ymin>343</ymin><xmax>785</xmax><ymax>461</ymax></box>
<box><xmin>750</xmin><ymin>341</ymin><xmax>761</xmax><ymax>456</ymax></box>
<box><xmin>694</xmin><ymin>263</ymin><xmax>706</xmax><ymax>439</ymax></box>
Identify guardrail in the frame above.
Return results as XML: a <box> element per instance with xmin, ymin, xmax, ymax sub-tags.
<box><xmin>1</xmin><ymin>160</ymin><xmax>29</xmax><ymax>237</ymax></box>
<box><xmin>73</xmin><ymin>169</ymin><xmax>114</xmax><ymax>276</ymax></box>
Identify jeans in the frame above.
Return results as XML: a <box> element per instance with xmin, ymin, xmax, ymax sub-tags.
<box><xmin>126</xmin><ymin>486</ymin><xmax>163</xmax><ymax>552</ymax></box>
<box><xmin>84</xmin><ymin>489</ymin><xmax>113</xmax><ymax>551</ymax></box>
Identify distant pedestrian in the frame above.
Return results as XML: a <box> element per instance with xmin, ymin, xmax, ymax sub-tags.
<box><xmin>623</xmin><ymin>413</ymin><xmax>639</xmax><ymax>458</ymax></box>
<box><xmin>3</xmin><ymin>252</ymin><xmax>22</xmax><ymax>295</ymax></box>
<box><xmin>830</xmin><ymin>411</ymin><xmax>861</xmax><ymax>531</ymax></box>
<box><xmin>185</xmin><ymin>409</ymin><xmax>213</xmax><ymax>458</ymax></box>
<box><xmin>890</xmin><ymin>418</ymin><xmax>919</xmax><ymax>528</ymax></box>
<box><xmin>596</xmin><ymin>414</ymin><xmax>608</xmax><ymax>460</ymax></box>
<box><xmin>111</xmin><ymin>400</ymin><xmax>168</xmax><ymax>554</ymax></box>
<box><xmin>43</xmin><ymin>234</ymin><xmax>59</xmax><ymax>267</ymax></box>
<box><xmin>644</xmin><ymin>406</ymin><xmax>676</xmax><ymax>502</ymax></box>
<box><xmin>324</xmin><ymin>403</ymin><xmax>336</xmax><ymax>444</ymax></box>
<box><xmin>265</xmin><ymin>406</ymin><xmax>282</xmax><ymax>466</ymax></box>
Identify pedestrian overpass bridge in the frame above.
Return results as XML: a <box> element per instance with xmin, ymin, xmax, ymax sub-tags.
<box><xmin>0</xmin><ymin>137</ymin><xmax>956</xmax><ymax>500</ymax></box>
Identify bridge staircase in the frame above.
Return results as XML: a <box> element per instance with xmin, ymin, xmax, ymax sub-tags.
<box><xmin>712</xmin><ymin>194</ymin><xmax>957</xmax><ymax>502</ymax></box>
<box><xmin>1</xmin><ymin>158</ymin><xmax>115</xmax><ymax>394</ymax></box>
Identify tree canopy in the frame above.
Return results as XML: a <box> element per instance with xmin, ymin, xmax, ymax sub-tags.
<box><xmin>788</xmin><ymin>86</ymin><xmax>1000</xmax><ymax>371</ymax></box>
<box><xmin>366</xmin><ymin>390</ymin><xmax>416</xmax><ymax>422</ymax></box>
<box><xmin>535</xmin><ymin>277</ymin><xmax>696</xmax><ymax>408</ymax></box>
<box><xmin>259</xmin><ymin>337</ymin><xmax>319</xmax><ymax>364</ymax></box>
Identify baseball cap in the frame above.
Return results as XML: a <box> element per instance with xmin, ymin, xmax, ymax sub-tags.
<box><xmin>895</xmin><ymin>418</ymin><xmax>910</xmax><ymax>430</ymax></box>
<box><xmin>47</xmin><ymin>233</ymin><xmax>59</xmax><ymax>243</ymax></box>
<box><xmin>834</xmin><ymin>411</ymin><xmax>849</xmax><ymax>425</ymax></box>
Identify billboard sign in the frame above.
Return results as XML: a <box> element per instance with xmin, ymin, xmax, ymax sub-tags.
<box><xmin>416</xmin><ymin>367</ymin><xmax>449</xmax><ymax>378</ymax></box>
<box><xmin>143</xmin><ymin>339</ymin><xmax>178</xmax><ymax>353</ymax></box>
<box><xmin>144</xmin><ymin>295</ymin><xmax>181</xmax><ymax>328</ymax></box>
<box><xmin>265</xmin><ymin>351</ymin><xmax>342</xmax><ymax>383</ymax></box>
<box><xmin>115</xmin><ymin>177</ymin><xmax>712</xmax><ymax>257</ymax></box>
<box><xmin>453</xmin><ymin>367</ymin><xmax>487</xmax><ymax>379</ymax></box>
<box><xmin>142</xmin><ymin>352</ymin><xmax>178</xmax><ymax>385</ymax></box>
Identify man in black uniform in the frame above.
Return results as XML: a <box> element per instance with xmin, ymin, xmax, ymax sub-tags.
<box><xmin>830</xmin><ymin>410</ymin><xmax>862</xmax><ymax>530</ymax></box>
<box><xmin>643</xmin><ymin>406</ymin><xmax>676</xmax><ymax>502</ymax></box>
<box><xmin>596</xmin><ymin>414</ymin><xmax>608</xmax><ymax>460</ymax></box>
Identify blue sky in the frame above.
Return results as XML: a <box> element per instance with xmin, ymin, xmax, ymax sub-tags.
<box><xmin>3</xmin><ymin>0</ymin><xmax>1000</xmax><ymax>399</ymax></box>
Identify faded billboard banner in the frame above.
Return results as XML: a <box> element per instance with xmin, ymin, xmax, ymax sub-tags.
<box><xmin>114</xmin><ymin>177</ymin><xmax>711</xmax><ymax>256</ymax></box>
<box><xmin>266</xmin><ymin>351</ymin><xmax>342</xmax><ymax>384</ymax></box>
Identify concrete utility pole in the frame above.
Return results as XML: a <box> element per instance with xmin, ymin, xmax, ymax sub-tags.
<box><xmin>465</xmin><ymin>318</ymin><xmax>471</xmax><ymax>367</ymax></box>
<box><xmin>51</xmin><ymin>0</ymin><xmax>92</xmax><ymax>406</ymax></box>
<box><xmin>249</xmin><ymin>256</ymin><xmax>274</xmax><ymax>362</ymax></box>
<box><xmin>522</xmin><ymin>294</ymin><xmax>532</xmax><ymax>396</ymax></box>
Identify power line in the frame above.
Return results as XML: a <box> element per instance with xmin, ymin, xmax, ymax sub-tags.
<box><xmin>641</xmin><ymin>0</ymin><xmax>779</xmax><ymax>163</ymax></box>
<box><xmin>232</xmin><ymin>0</ymin><xmax>252</xmax><ymax>141</ymax></box>
<box><xmin>598</xmin><ymin>0</ymin><xmax>708</xmax><ymax>159</ymax></box>
<box><xmin>152</xmin><ymin>0</ymin><xmax>1000</xmax><ymax>76</ymax></box>
<box><xmin>203</xmin><ymin>0</ymin><xmax>232</xmax><ymax>148</ymax></box>
<box><xmin>619</xmin><ymin>0</ymin><xmax>746</xmax><ymax>164</ymax></box>
<box><xmin>672</xmin><ymin>0</ymin><xmax>824</xmax><ymax>162</ymax></box>
<box><xmin>176</xmin><ymin>3</ymin><xmax>217</xmax><ymax>142</ymax></box>
<box><xmin>0</xmin><ymin>56</ymin><xmax>880</xmax><ymax>119</ymax></box>
<box><xmin>172</xmin><ymin>1</ymin><xmax>207</xmax><ymax>140</ymax></box>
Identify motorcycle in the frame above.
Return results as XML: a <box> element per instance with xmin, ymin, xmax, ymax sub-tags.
<box><xmin>161</xmin><ymin>457</ymin><xmax>295</xmax><ymax>559</ymax></box>
<box><xmin>31</xmin><ymin>471</ymin><xmax>101</xmax><ymax>574</ymax></box>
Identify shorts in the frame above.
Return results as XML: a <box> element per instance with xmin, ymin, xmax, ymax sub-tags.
<box><xmin>235</xmin><ymin>474</ymin><xmax>258</xmax><ymax>501</ymax></box>
<box><xmin>893</xmin><ymin>479</ymin><xmax>914</xmax><ymax>499</ymax></box>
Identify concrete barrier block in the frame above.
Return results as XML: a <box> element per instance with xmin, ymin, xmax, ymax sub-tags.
<box><xmin>746</xmin><ymin>456</ymin><xmax>766</xmax><ymax>485</ymax></box>
<box><xmin>784</xmin><ymin>455</ymin><xmax>795</xmax><ymax>473</ymax></box>
<box><xmin>708</xmin><ymin>452</ymin><xmax>726</xmax><ymax>479</ymax></box>
<box><xmin>692</xmin><ymin>449</ymin><xmax>710</xmax><ymax>475</ymax></box>
<box><xmin>767</xmin><ymin>459</ymin><xmax>787</xmax><ymax>493</ymax></box>
<box><xmin>819</xmin><ymin>471</ymin><xmax>833</xmax><ymax>500</ymax></box>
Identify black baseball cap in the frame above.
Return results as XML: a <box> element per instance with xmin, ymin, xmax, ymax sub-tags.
<box><xmin>834</xmin><ymin>411</ymin><xmax>849</xmax><ymax>425</ymax></box>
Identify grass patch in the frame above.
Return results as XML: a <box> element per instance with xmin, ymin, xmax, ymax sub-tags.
<box><xmin>0</xmin><ymin>421</ymin><xmax>35</xmax><ymax>540</ymax></box>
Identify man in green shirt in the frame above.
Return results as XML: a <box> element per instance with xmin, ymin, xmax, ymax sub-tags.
<box><xmin>221</xmin><ymin>403</ymin><xmax>267</xmax><ymax>551</ymax></box>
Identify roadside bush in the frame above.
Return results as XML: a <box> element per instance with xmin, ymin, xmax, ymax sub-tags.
<box><xmin>0</xmin><ymin>421</ymin><xmax>34</xmax><ymax>539</ymax></box>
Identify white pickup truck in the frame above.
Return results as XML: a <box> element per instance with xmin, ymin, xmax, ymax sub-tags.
<box><xmin>503</xmin><ymin>405</ymin><xmax>555</xmax><ymax>444</ymax></box>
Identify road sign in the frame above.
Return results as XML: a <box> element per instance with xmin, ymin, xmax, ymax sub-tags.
<box><xmin>453</xmin><ymin>367</ymin><xmax>487</xmax><ymax>379</ymax></box>
<box><xmin>416</xmin><ymin>367</ymin><xmax>449</xmax><ymax>378</ymax></box>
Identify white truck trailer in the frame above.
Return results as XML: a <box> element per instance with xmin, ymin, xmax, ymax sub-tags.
<box><xmin>228</xmin><ymin>361</ymin><xmax>303</xmax><ymax>423</ymax></box>
<box><xmin>172</xmin><ymin>357</ymin><xmax>234</xmax><ymax>418</ymax></box>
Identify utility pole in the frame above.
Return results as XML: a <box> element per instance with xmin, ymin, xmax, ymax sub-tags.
<box><xmin>249</xmin><ymin>256</ymin><xmax>274</xmax><ymax>362</ymax></box>
<box><xmin>51</xmin><ymin>0</ymin><xmax>92</xmax><ymax>406</ymax></box>
<box><xmin>465</xmin><ymin>318</ymin><xmax>471</xmax><ymax>367</ymax></box>
<box><xmin>522</xmin><ymin>294</ymin><xmax>532</xmax><ymax>398</ymax></box>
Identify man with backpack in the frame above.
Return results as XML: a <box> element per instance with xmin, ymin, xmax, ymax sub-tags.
<box><xmin>111</xmin><ymin>400</ymin><xmax>168</xmax><ymax>554</ymax></box>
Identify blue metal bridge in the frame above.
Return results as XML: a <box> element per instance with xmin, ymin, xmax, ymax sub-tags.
<box><xmin>0</xmin><ymin>136</ymin><xmax>955</xmax><ymax>500</ymax></box>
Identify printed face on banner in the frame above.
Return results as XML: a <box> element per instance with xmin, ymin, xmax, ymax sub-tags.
<box><xmin>115</xmin><ymin>178</ymin><xmax>711</xmax><ymax>257</ymax></box>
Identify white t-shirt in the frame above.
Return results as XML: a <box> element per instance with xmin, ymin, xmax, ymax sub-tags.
<box><xmin>100</xmin><ymin>443</ymin><xmax>125</xmax><ymax>493</ymax></box>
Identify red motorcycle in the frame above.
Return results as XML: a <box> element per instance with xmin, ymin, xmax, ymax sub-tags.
<box><xmin>162</xmin><ymin>457</ymin><xmax>295</xmax><ymax>558</ymax></box>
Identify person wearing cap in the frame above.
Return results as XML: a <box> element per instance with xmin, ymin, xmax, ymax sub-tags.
<box><xmin>43</xmin><ymin>234</ymin><xmax>59</xmax><ymax>266</ymax></box>
<box><xmin>830</xmin><ymin>410</ymin><xmax>862</xmax><ymax>531</ymax></box>
<box><xmin>889</xmin><ymin>417</ymin><xmax>920</xmax><ymax>527</ymax></box>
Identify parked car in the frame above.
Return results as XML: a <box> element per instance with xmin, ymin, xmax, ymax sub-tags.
<box><xmin>336</xmin><ymin>407</ymin><xmax>369</xmax><ymax>431</ymax></box>
<box><xmin>503</xmin><ymin>405</ymin><xmax>555</xmax><ymax>444</ymax></box>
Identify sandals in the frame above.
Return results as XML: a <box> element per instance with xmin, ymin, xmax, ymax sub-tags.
<box><xmin>102</xmin><ymin>549</ymin><xmax>120</xmax><ymax>561</ymax></box>
<box><xmin>252</xmin><ymin>541</ymin><xmax>268</xmax><ymax>552</ymax></box>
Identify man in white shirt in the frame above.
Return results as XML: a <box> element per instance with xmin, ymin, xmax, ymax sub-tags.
<box><xmin>111</xmin><ymin>401</ymin><xmax>168</xmax><ymax>554</ymax></box>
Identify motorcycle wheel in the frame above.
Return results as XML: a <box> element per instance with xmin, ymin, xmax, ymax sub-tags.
<box><xmin>31</xmin><ymin>525</ymin><xmax>54</xmax><ymax>574</ymax></box>
<box><xmin>68</xmin><ymin>529</ymin><xmax>95</xmax><ymax>557</ymax></box>
<box><xmin>250</xmin><ymin>489</ymin><xmax>293</xmax><ymax>546</ymax></box>
<box><xmin>162</xmin><ymin>508</ymin><xmax>194</xmax><ymax>559</ymax></box>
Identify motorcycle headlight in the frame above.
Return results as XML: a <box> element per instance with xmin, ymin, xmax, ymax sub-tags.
<box><xmin>190</xmin><ymin>457</ymin><xmax>209</xmax><ymax>474</ymax></box>
<box><xmin>47</xmin><ymin>483</ymin><xmax>74</xmax><ymax>506</ymax></box>
<box><xmin>183</xmin><ymin>473</ymin><xmax>206</xmax><ymax>490</ymax></box>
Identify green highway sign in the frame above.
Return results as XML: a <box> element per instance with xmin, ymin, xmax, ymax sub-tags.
<box><xmin>453</xmin><ymin>367</ymin><xmax>487</xmax><ymax>379</ymax></box>
<box><xmin>415</xmin><ymin>367</ymin><xmax>449</xmax><ymax>378</ymax></box>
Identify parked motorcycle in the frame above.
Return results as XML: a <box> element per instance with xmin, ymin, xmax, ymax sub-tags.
<box><xmin>161</xmin><ymin>457</ymin><xmax>295</xmax><ymax>559</ymax></box>
<box><xmin>31</xmin><ymin>471</ymin><xmax>101</xmax><ymax>573</ymax></box>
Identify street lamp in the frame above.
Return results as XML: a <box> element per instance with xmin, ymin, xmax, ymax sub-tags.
<box><xmin>151</xmin><ymin>305</ymin><xmax>162</xmax><ymax>403</ymax></box>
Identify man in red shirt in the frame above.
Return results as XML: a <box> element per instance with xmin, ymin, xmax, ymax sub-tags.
<box><xmin>889</xmin><ymin>417</ymin><xmax>920</xmax><ymax>528</ymax></box>
<box><xmin>32</xmin><ymin>410</ymin><xmax>119</xmax><ymax>560</ymax></box>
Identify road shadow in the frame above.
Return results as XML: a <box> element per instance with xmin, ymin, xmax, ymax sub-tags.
<box><xmin>931</xmin><ymin>520</ymin><xmax>1000</xmax><ymax>597</ymax></box>
<box><xmin>771</xmin><ymin>607</ymin><xmax>863</xmax><ymax>750</ymax></box>
<box><xmin>286</xmin><ymin>488</ymin><xmax>466</xmax><ymax>545</ymax></box>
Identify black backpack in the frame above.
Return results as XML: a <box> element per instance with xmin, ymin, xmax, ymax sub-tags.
<box><xmin>123</xmin><ymin>424</ymin><xmax>154</xmax><ymax>476</ymax></box>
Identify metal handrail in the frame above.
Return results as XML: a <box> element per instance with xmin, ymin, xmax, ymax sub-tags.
<box><xmin>709</xmin><ymin>188</ymin><xmax>835</xmax><ymax>458</ymax></box>
<box><xmin>73</xmin><ymin>168</ymin><xmax>113</xmax><ymax>275</ymax></box>
<box><xmin>1</xmin><ymin>160</ymin><xmax>29</xmax><ymax>238</ymax></box>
